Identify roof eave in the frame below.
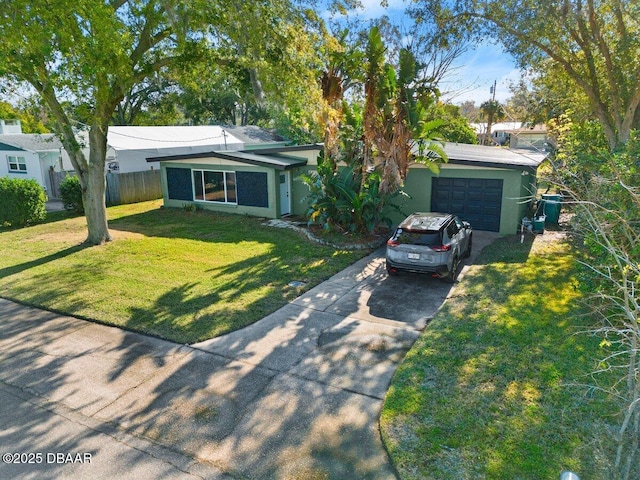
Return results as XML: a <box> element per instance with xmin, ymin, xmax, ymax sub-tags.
<box><xmin>146</xmin><ymin>150</ymin><xmax>308</xmax><ymax>171</ymax></box>
<box><xmin>446</xmin><ymin>158</ymin><xmax>542</xmax><ymax>172</ymax></box>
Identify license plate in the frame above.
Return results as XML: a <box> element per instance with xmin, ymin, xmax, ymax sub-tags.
<box><xmin>407</xmin><ymin>253</ymin><xmax>420</xmax><ymax>260</ymax></box>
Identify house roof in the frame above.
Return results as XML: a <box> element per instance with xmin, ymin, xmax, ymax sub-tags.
<box><xmin>219</xmin><ymin>125</ymin><xmax>286</xmax><ymax>146</ymax></box>
<box><xmin>0</xmin><ymin>141</ymin><xmax>25</xmax><ymax>151</ymax></box>
<box><xmin>146</xmin><ymin>143</ymin><xmax>321</xmax><ymax>170</ymax></box>
<box><xmin>238</xmin><ymin>143</ymin><xmax>323</xmax><ymax>154</ymax></box>
<box><xmin>469</xmin><ymin>122</ymin><xmax>548</xmax><ymax>135</ymax></box>
<box><xmin>0</xmin><ymin>134</ymin><xmax>63</xmax><ymax>152</ymax></box>
<box><xmin>207</xmin><ymin>151</ymin><xmax>308</xmax><ymax>170</ymax></box>
<box><xmin>107</xmin><ymin>126</ymin><xmax>244</xmax><ymax>151</ymax></box>
<box><xmin>440</xmin><ymin>142</ymin><xmax>547</xmax><ymax>170</ymax></box>
<box><xmin>505</xmin><ymin>124</ymin><xmax>548</xmax><ymax>134</ymax></box>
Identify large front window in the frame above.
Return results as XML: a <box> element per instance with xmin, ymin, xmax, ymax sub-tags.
<box><xmin>193</xmin><ymin>170</ymin><xmax>237</xmax><ymax>203</ymax></box>
<box><xmin>7</xmin><ymin>155</ymin><xmax>27</xmax><ymax>173</ymax></box>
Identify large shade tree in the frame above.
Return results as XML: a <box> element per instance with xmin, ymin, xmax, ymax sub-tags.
<box><xmin>410</xmin><ymin>0</ymin><xmax>640</xmax><ymax>150</ymax></box>
<box><xmin>0</xmin><ymin>0</ymin><xmax>208</xmax><ymax>244</ymax></box>
<box><xmin>0</xmin><ymin>0</ymin><xmax>327</xmax><ymax>244</ymax></box>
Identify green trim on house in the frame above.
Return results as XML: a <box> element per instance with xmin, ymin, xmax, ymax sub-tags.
<box><xmin>160</xmin><ymin>162</ymin><xmax>280</xmax><ymax>218</ymax></box>
<box><xmin>0</xmin><ymin>142</ymin><xmax>26</xmax><ymax>151</ymax></box>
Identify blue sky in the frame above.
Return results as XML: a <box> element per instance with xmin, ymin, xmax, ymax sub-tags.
<box><xmin>320</xmin><ymin>0</ymin><xmax>521</xmax><ymax>105</ymax></box>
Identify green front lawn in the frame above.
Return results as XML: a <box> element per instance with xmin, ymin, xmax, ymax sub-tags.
<box><xmin>381</xmin><ymin>233</ymin><xmax>619</xmax><ymax>478</ymax></box>
<box><xmin>0</xmin><ymin>200</ymin><xmax>366</xmax><ymax>343</ymax></box>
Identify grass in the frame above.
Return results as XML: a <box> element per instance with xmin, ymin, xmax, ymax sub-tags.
<box><xmin>0</xmin><ymin>200</ymin><xmax>367</xmax><ymax>344</ymax></box>
<box><xmin>380</xmin><ymin>232</ymin><xmax>620</xmax><ymax>479</ymax></box>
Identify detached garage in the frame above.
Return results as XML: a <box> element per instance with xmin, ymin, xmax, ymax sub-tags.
<box><xmin>398</xmin><ymin>143</ymin><xmax>547</xmax><ymax>235</ymax></box>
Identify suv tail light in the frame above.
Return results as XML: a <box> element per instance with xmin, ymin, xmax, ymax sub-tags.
<box><xmin>431</xmin><ymin>244</ymin><xmax>452</xmax><ymax>252</ymax></box>
<box><xmin>387</xmin><ymin>239</ymin><xmax>399</xmax><ymax>247</ymax></box>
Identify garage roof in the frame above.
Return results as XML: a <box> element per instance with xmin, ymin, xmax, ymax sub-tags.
<box><xmin>442</xmin><ymin>142</ymin><xmax>547</xmax><ymax>170</ymax></box>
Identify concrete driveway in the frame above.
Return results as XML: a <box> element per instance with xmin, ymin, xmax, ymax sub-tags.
<box><xmin>0</xmin><ymin>232</ymin><xmax>497</xmax><ymax>479</ymax></box>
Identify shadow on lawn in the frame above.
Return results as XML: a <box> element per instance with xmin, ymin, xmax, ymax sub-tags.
<box><xmin>0</xmin><ymin>244</ymin><xmax>88</xmax><ymax>279</ymax></box>
<box><xmin>383</xmin><ymin>232</ymin><xmax>615</xmax><ymax>479</ymax></box>
<box><xmin>107</xmin><ymin>207</ymin><xmax>279</xmax><ymax>244</ymax></box>
<box><xmin>124</xmin><ymin>241</ymin><xmax>341</xmax><ymax>343</ymax></box>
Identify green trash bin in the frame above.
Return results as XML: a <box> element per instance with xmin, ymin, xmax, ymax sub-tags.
<box><xmin>541</xmin><ymin>194</ymin><xmax>563</xmax><ymax>224</ymax></box>
<box><xmin>532</xmin><ymin>215</ymin><xmax>546</xmax><ymax>234</ymax></box>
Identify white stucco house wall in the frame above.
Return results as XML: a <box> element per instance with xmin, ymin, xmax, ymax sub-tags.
<box><xmin>0</xmin><ymin>127</ymin><xmax>74</xmax><ymax>196</ymax></box>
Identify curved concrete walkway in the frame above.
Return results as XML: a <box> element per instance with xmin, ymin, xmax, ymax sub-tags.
<box><xmin>0</xmin><ymin>233</ymin><xmax>496</xmax><ymax>479</ymax></box>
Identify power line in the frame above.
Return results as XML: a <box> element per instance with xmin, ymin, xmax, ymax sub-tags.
<box><xmin>107</xmin><ymin>128</ymin><xmax>229</xmax><ymax>144</ymax></box>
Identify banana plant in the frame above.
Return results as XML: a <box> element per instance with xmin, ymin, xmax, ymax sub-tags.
<box><xmin>363</xmin><ymin>27</ymin><xmax>447</xmax><ymax>194</ymax></box>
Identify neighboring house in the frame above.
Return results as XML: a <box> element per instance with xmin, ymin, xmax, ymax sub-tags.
<box><xmin>471</xmin><ymin>121</ymin><xmax>549</xmax><ymax>150</ymax></box>
<box><xmin>153</xmin><ymin>142</ymin><xmax>546</xmax><ymax>235</ymax></box>
<box><xmin>0</xmin><ymin>119</ymin><xmax>23</xmax><ymax>134</ymax></box>
<box><xmin>506</xmin><ymin>124</ymin><xmax>549</xmax><ymax>150</ymax></box>
<box><xmin>148</xmin><ymin>144</ymin><xmax>321</xmax><ymax>219</ymax></box>
<box><xmin>471</xmin><ymin>121</ymin><xmax>521</xmax><ymax>146</ymax></box>
<box><xmin>102</xmin><ymin>125</ymin><xmax>286</xmax><ymax>173</ymax></box>
<box><xmin>0</xmin><ymin>127</ymin><xmax>74</xmax><ymax>197</ymax></box>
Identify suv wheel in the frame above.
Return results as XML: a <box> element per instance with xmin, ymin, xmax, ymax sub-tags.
<box><xmin>464</xmin><ymin>234</ymin><xmax>472</xmax><ymax>258</ymax></box>
<box><xmin>444</xmin><ymin>255</ymin><xmax>459</xmax><ymax>284</ymax></box>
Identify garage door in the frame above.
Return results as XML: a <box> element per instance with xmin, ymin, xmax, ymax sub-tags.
<box><xmin>431</xmin><ymin>178</ymin><xmax>503</xmax><ymax>232</ymax></box>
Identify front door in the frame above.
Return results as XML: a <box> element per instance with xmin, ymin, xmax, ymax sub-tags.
<box><xmin>279</xmin><ymin>171</ymin><xmax>291</xmax><ymax>216</ymax></box>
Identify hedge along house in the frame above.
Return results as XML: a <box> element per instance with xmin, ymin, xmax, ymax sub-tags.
<box><xmin>148</xmin><ymin>144</ymin><xmax>322</xmax><ymax>218</ymax></box>
<box><xmin>397</xmin><ymin>143</ymin><xmax>548</xmax><ymax>235</ymax></box>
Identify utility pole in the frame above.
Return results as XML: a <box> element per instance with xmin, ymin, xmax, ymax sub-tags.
<box><xmin>484</xmin><ymin>79</ymin><xmax>498</xmax><ymax>145</ymax></box>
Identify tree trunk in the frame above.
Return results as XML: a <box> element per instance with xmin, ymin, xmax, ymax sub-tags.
<box><xmin>81</xmin><ymin>126</ymin><xmax>112</xmax><ymax>245</ymax></box>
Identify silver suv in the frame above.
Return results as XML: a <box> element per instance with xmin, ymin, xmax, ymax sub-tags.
<box><xmin>385</xmin><ymin>212</ymin><xmax>472</xmax><ymax>283</ymax></box>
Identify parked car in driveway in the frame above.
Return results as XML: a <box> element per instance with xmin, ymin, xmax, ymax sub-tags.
<box><xmin>385</xmin><ymin>212</ymin><xmax>473</xmax><ymax>283</ymax></box>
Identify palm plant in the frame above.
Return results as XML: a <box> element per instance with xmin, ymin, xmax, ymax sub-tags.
<box><xmin>363</xmin><ymin>27</ymin><xmax>446</xmax><ymax>194</ymax></box>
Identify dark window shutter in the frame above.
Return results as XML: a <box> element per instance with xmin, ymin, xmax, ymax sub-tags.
<box><xmin>166</xmin><ymin>167</ymin><xmax>193</xmax><ymax>201</ymax></box>
<box><xmin>236</xmin><ymin>172</ymin><xmax>268</xmax><ymax>208</ymax></box>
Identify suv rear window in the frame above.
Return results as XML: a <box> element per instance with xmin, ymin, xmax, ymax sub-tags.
<box><xmin>394</xmin><ymin>229</ymin><xmax>441</xmax><ymax>246</ymax></box>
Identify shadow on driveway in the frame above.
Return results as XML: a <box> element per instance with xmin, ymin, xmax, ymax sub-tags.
<box><xmin>0</xmin><ymin>231</ymin><xmax>499</xmax><ymax>479</ymax></box>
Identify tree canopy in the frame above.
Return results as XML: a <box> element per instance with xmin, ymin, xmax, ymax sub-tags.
<box><xmin>0</xmin><ymin>0</ymin><xmax>327</xmax><ymax>244</ymax></box>
<box><xmin>410</xmin><ymin>0</ymin><xmax>640</xmax><ymax>150</ymax></box>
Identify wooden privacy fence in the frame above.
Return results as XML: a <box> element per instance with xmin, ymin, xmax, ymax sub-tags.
<box><xmin>106</xmin><ymin>169</ymin><xmax>162</xmax><ymax>206</ymax></box>
<box><xmin>49</xmin><ymin>169</ymin><xmax>162</xmax><ymax>206</ymax></box>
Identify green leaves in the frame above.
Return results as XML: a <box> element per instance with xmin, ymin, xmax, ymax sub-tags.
<box><xmin>301</xmin><ymin>159</ymin><xmax>397</xmax><ymax>234</ymax></box>
<box><xmin>362</xmin><ymin>26</ymin><xmax>444</xmax><ymax>193</ymax></box>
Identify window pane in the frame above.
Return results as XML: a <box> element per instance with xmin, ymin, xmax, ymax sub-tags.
<box><xmin>193</xmin><ymin>170</ymin><xmax>204</xmax><ymax>200</ymax></box>
<box><xmin>226</xmin><ymin>172</ymin><xmax>236</xmax><ymax>203</ymax></box>
<box><xmin>204</xmin><ymin>171</ymin><xmax>225</xmax><ymax>202</ymax></box>
<box><xmin>8</xmin><ymin>156</ymin><xmax>26</xmax><ymax>172</ymax></box>
<box><xmin>395</xmin><ymin>230</ymin><xmax>441</xmax><ymax>246</ymax></box>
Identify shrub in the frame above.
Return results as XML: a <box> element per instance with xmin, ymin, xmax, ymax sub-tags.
<box><xmin>59</xmin><ymin>175</ymin><xmax>84</xmax><ymax>214</ymax></box>
<box><xmin>0</xmin><ymin>177</ymin><xmax>47</xmax><ymax>227</ymax></box>
<box><xmin>300</xmin><ymin>155</ymin><xmax>403</xmax><ymax>234</ymax></box>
